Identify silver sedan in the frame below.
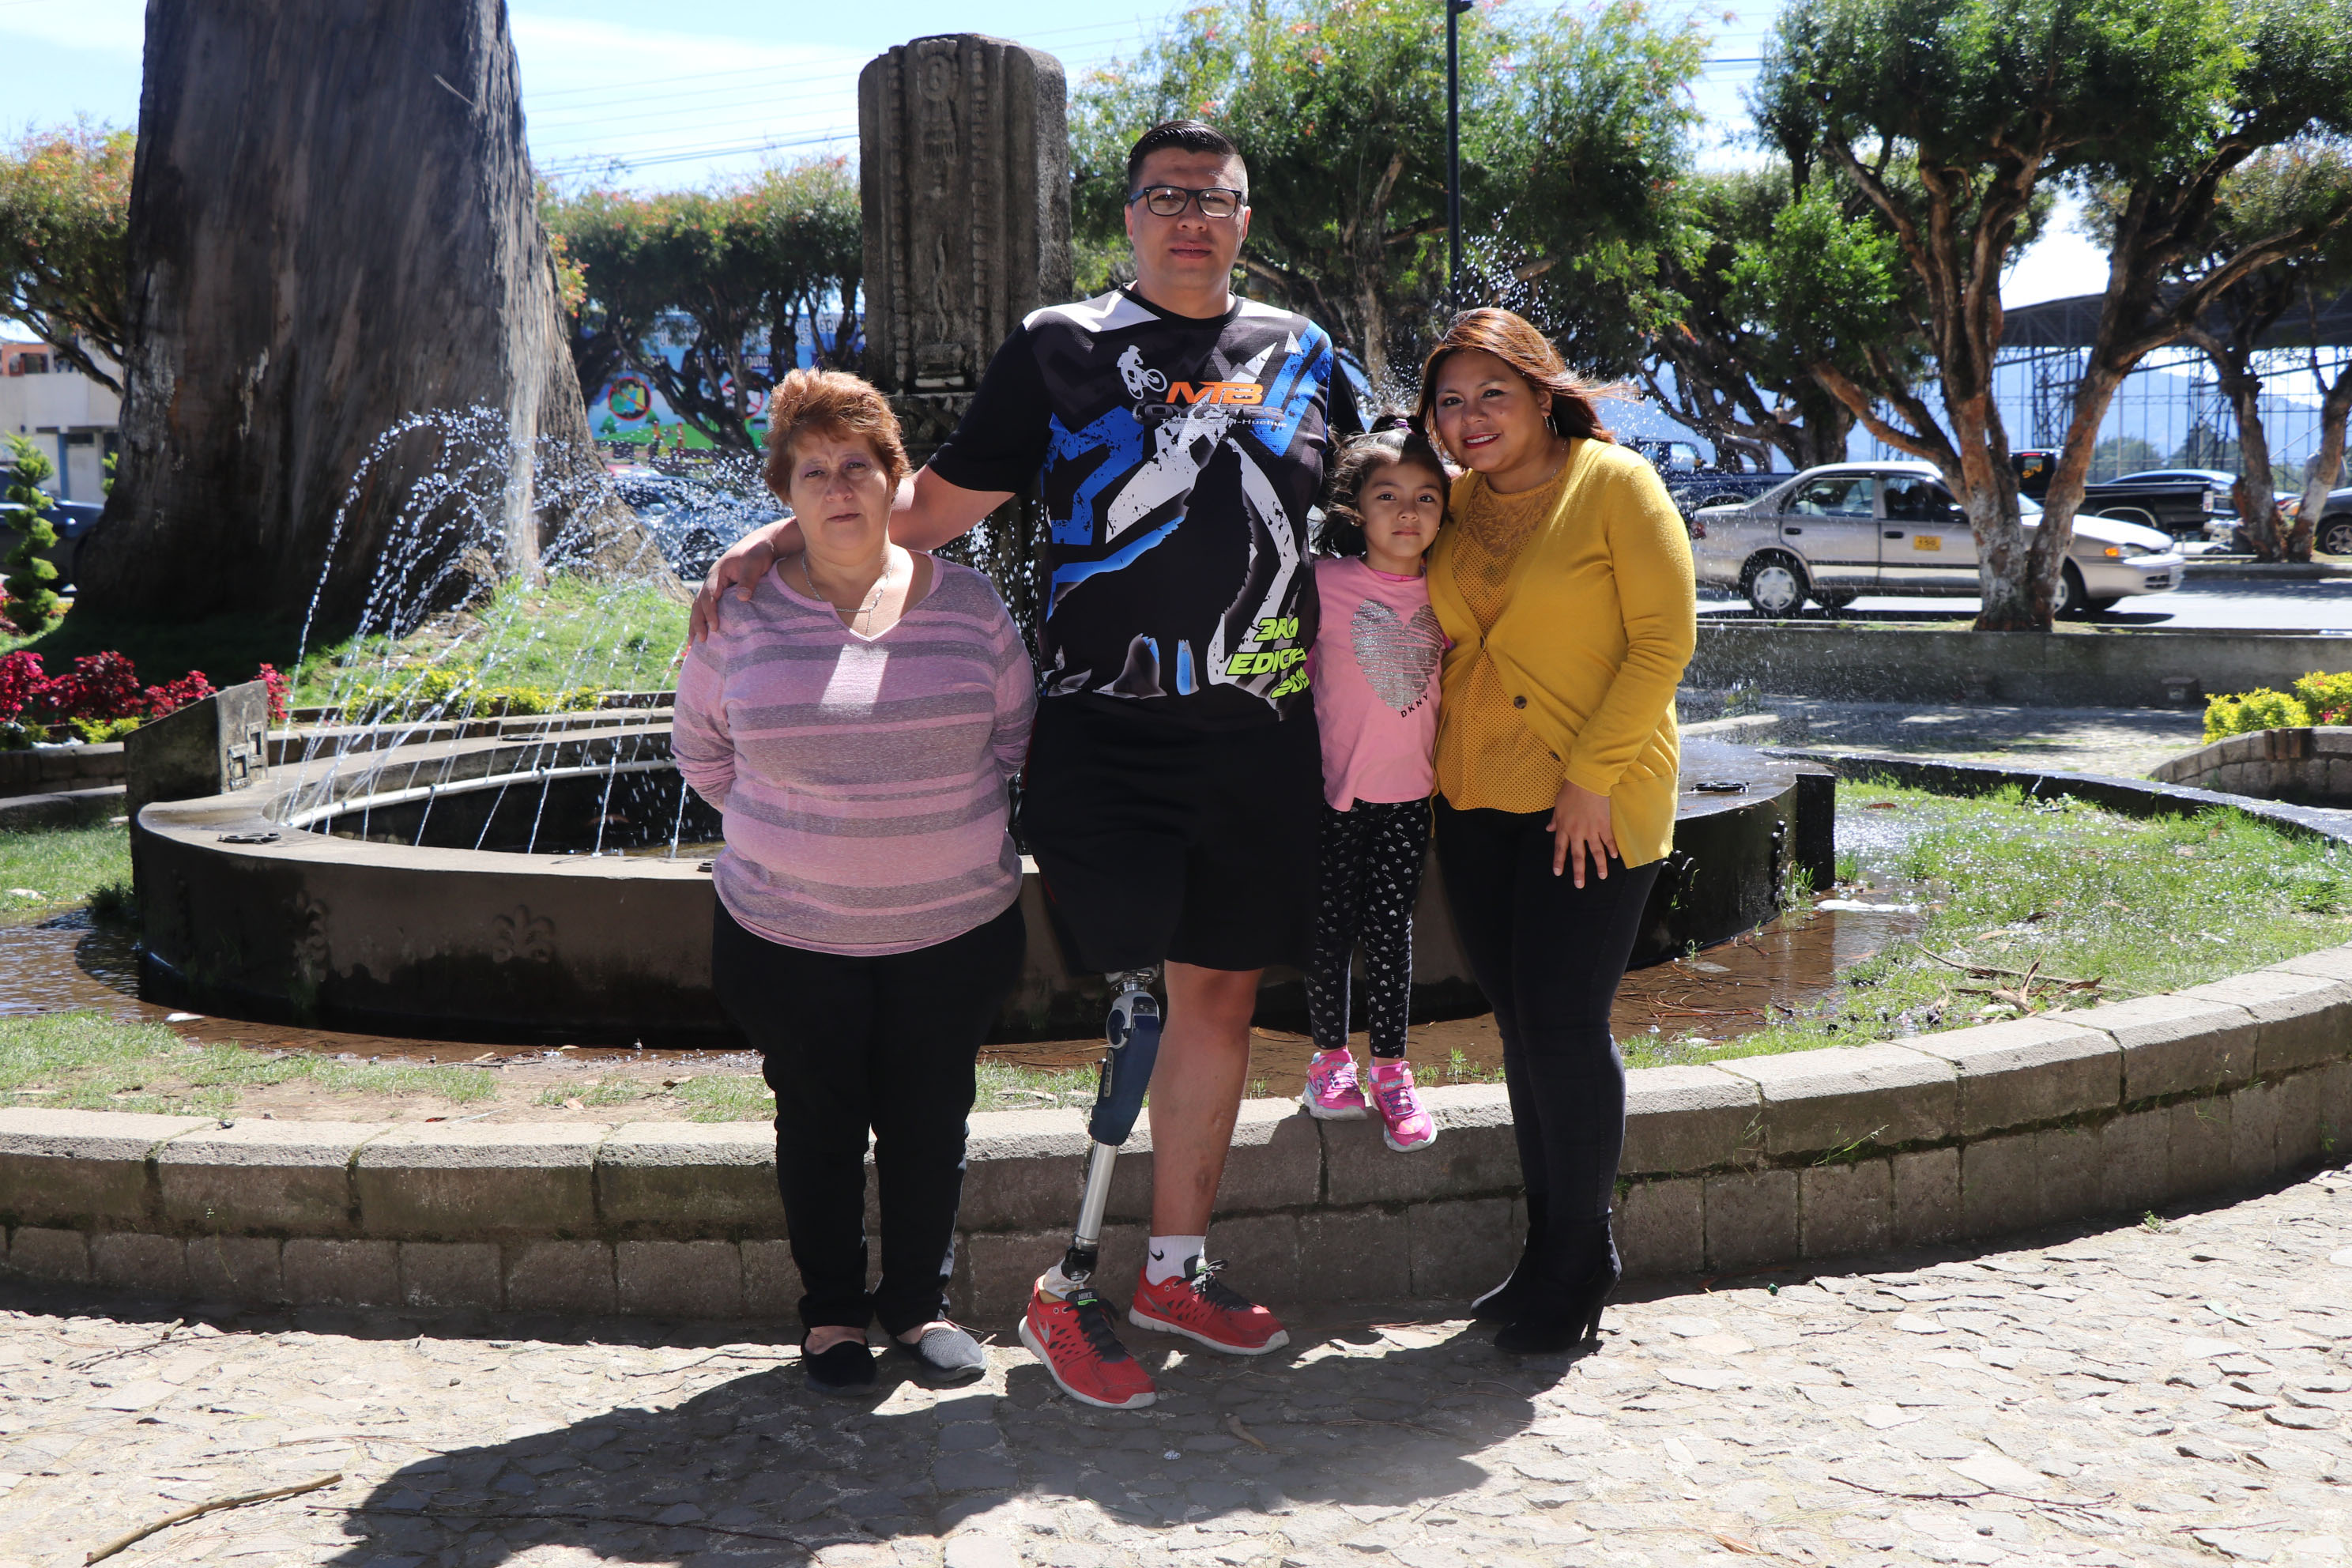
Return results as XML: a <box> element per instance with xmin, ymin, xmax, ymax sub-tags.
<box><xmin>1690</xmin><ymin>462</ymin><xmax>2183</xmax><ymax>616</ymax></box>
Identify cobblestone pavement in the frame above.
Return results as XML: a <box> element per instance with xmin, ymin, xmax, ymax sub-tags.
<box><xmin>4</xmin><ymin>1168</ymin><xmax>2349</xmax><ymax>1568</ymax></box>
<box><xmin>1755</xmin><ymin>700</ymin><xmax>2209</xmax><ymax>779</ymax></box>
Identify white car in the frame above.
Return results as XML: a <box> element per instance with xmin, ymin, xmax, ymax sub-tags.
<box><xmin>1690</xmin><ymin>462</ymin><xmax>2184</xmax><ymax>617</ymax></box>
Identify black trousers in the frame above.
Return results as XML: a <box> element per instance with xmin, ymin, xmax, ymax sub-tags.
<box><xmin>1433</xmin><ymin>798</ymin><xmax>1660</xmax><ymax>1234</ymax></box>
<box><xmin>1307</xmin><ymin>798</ymin><xmax>1430</xmax><ymax>1058</ymax></box>
<box><xmin>710</xmin><ymin>900</ymin><xmax>1025</xmax><ymax>1337</ymax></box>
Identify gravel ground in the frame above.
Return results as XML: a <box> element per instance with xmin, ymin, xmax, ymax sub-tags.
<box><xmin>2</xmin><ymin>1165</ymin><xmax>2347</xmax><ymax>1567</ymax></box>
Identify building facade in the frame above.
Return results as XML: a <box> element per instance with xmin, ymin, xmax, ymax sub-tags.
<box><xmin>2</xmin><ymin>339</ymin><xmax>120</xmax><ymax>502</ymax></box>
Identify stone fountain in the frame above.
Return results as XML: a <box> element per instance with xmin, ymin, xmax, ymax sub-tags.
<box><xmin>124</xmin><ymin>33</ymin><xmax>1830</xmax><ymax>1048</ymax></box>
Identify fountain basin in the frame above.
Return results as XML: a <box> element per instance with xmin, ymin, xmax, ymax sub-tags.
<box><xmin>133</xmin><ymin>722</ymin><xmax>1826</xmax><ymax>1046</ymax></box>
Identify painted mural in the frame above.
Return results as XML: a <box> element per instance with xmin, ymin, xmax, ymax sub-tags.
<box><xmin>586</xmin><ymin>315</ymin><xmax>856</xmax><ymax>450</ymax></box>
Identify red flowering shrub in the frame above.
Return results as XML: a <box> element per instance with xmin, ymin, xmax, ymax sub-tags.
<box><xmin>143</xmin><ymin>670</ymin><xmax>217</xmax><ymax>718</ymax></box>
<box><xmin>33</xmin><ymin>651</ymin><xmax>146</xmax><ymax>722</ymax></box>
<box><xmin>254</xmin><ymin>662</ymin><xmax>290</xmax><ymax>723</ymax></box>
<box><xmin>0</xmin><ymin>650</ymin><xmax>40</xmax><ymax>722</ymax></box>
<box><xmin>0</xmin><ymin>650</ymin><xmax>290</xmax><ymax>746</ymax></box>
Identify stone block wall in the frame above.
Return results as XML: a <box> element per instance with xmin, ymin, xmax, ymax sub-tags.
<box><xmin>5</xmin><ymin>951</ymin><xmax>2349</xmax><ymax>1323</ymax></box>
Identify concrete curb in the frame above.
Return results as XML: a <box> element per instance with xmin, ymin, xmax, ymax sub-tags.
<box><xmin>0</xmin><ymin>741</ymin><xmax>124</xmax><ymax>797</ymax></box>
<box><xmin>6</xmin><ymin>954</ymin><xmax>2347</xmax><ymax>1321</ymax></box>
<box><xmin>0</xmin><ymin>784</ymin><xmax>124</xmax><ymax>831</ymax></box>
<box><xmin>1766</xmin><ymin>747</ymin><xmax>2352</xmax><ymax>842</ymax></box>
<box><xmin>1687</xmin><ymin>622</ymin><xmax>2352</xmax><ymax>708</ymax></box>
<box><xmin>2150</xmin><ymin>725</ymin><xmax>2352</xmax><ymax>805</ymax></box>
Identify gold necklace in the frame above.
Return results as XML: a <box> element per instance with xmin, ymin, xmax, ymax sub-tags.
<box><xmin>802</xmin><ymin>551</ymin><xmax>892</xmax><ymax>631</ymax></box>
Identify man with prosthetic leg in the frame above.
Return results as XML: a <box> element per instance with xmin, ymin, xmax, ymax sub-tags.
<box><xmin>1015</xmin><ymin>969</ymin><xmax>1167</xmax><ymax>1409</ymax></box>
<box><xmin>692</xmin><ymin>119</ymin><xmax>1356</xmax><ymax>1410</ymax></box>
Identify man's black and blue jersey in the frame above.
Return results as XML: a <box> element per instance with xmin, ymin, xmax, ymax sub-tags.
<box><xmin>929</xmin><ymin>286</ymin><xmax>1362</xmax><ymax>729</ymax></box>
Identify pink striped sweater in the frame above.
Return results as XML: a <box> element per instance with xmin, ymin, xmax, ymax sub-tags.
<box><xmin>673</xmin><ymin>559</ymin><xmax>1036</xmax><ymax>956</ymax></box>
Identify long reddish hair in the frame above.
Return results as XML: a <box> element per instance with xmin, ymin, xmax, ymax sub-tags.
<box><xmin>1414</xmin><ymin>309</ymin><xmax>1618</xmax><ymax>460</ymax></box>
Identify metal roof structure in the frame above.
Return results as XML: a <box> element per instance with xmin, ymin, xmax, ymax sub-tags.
<box><xmin>2001</xmin><ymin>288</ymin><xmax>2352</xmax><ymax>352</ymax></box>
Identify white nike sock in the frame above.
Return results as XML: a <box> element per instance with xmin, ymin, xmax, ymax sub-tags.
<box><xmin>1145</xmin><ymin>1234</ymin><xmax>1207</xmax><ymax>1286</ymax></box>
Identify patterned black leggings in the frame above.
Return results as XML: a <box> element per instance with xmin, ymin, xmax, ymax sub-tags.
<box><xmin>1307</xmin><ymin>797</ymin><xmax>1430</xmax><ymax>1058</ymax></box>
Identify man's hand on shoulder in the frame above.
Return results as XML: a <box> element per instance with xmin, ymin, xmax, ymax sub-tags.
<box><xmin>689</xmin><ymin>519</ymin><xmax>794</xmax><ymax>643</ymax></box>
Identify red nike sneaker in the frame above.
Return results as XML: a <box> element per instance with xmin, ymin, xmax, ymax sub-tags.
<box><xmin>1019</xmin><ymin>1286</ymin><xmax>1158</xmax><ymax>1410</ymax></box>
<box><xmin>1128</xmin><ymin>1257</ymin><xmax>1291</xmax><ymax>1355</ymax></box>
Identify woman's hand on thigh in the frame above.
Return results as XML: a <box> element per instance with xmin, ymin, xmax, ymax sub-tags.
<box><xmin>1547</xmin><ymin>780</ymin><xmax>1617</xmax><ymax>887</ymax></box>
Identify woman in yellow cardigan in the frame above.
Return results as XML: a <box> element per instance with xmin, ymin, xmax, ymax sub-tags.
<box><xmin>1415</xmin><ymin>310</ymin><xmax>1696</xmax><ymax>1355</ymax></box>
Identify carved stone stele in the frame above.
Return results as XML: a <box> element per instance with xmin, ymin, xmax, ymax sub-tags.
<box><xmin>858</xmin><ymin>34</ymin><xmax>1074</xmax><ymax>414</ymax></box>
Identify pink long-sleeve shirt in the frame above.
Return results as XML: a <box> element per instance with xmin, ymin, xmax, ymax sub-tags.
<box><xmin>673</xmin><ymin>559</ymin><xmax>1036</xmax><ymax>956</ymax></box>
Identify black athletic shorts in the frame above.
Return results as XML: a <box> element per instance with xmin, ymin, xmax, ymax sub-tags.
<box><xmin>1019</xmin><ymin>695</ymin><xmax>1321</xmax><ymax>976</ymax></box>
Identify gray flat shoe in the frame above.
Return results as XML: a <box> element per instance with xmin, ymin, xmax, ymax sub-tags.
<box><xmin>893</xmin><ymin>1324</ymin><xmax>986</xmax><ymax>1385</ymax></box>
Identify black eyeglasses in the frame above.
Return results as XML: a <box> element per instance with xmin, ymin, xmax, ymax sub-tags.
<box><xmin>1126</xmin><ymin>184</ymin><xmax>1246</xmax><ymax>220</ymax></box>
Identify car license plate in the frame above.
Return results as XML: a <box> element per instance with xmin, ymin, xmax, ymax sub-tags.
<box><xmin>1912</xmin><ymin>535</ymin><xmax>1941</xmax><ymax>552</ymax></box>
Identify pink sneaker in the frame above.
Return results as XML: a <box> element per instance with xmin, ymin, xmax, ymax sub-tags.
<box><xmin>1368</xmin><ymin>1060</ymin><xmax>1436</xmax><ymax>1152</ymax></box>
<box><xmin>1301</xmin><ymin>1048</ymin><xmax>1368</xmax><ymax>1120</ymax></box>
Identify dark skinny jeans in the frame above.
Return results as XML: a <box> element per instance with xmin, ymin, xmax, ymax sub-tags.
<box><xmin>710</xmin><ymin>900</ymin><xmax>1024</xmax><ymax>1338</ymax></box>
<box><xmin>1433</xmin><ymin>798</ymin><xmax>1660</xmax><ymax>1248</ymax></box>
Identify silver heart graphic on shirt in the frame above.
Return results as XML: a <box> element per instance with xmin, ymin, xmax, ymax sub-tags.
<box><xmin>1350</xmin><ymin>597</ymin><xmax>1446</xmax><ymax>714</ymax></box>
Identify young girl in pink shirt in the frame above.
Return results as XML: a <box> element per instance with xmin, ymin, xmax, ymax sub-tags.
<box><xmin>1301</xmin><ymin>418</ymin><xmax>1451</xmax><ymax>1151</ymax></box>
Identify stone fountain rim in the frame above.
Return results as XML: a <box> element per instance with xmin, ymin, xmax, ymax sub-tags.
<box><xmin>28</xmin><ymin>744</ymin><xmax>2349</xmax><ymax>1315</ymax></box>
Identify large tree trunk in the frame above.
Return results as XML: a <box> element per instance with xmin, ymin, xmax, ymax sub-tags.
<box><xmin>2295</xmin><ymin>361</ymin><xmax>2352</xmax><ymax>554</ymax></box>
<box><xmin>78</xmin><ymin>0</ymin><xmax>643</xmax><ymax>633</ymax></box>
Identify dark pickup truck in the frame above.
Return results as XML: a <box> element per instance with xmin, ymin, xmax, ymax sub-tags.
<box><xmin>1627</xmin><ymin>438</ymin><xmax>1786</xmax><ymax>517</ymax></box>
<box><xmin>2011</xmin><ymin>450</ymin><xmax>2222</xmax><ymax>541</ymax></box>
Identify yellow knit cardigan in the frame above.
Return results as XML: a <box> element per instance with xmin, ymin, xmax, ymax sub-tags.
<box><xmin>1427</xmin><ymin>437</ymin><xmax>1698</xmax><ymax>867</ymax></box>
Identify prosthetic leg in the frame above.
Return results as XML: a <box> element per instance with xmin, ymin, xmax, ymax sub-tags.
<box><xmin>1053</xmin><ymin>967</ymin><xmax>1163</xmax><ymax>1291</ymax></box>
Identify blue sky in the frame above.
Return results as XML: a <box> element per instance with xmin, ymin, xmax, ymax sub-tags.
<box><xmin>0</xmin><ymin>0</ymin><xmax>2105</xmax><ymax>302</ymax></box>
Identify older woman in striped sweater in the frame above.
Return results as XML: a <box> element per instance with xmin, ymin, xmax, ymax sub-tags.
<box><xmin>674</xmin><ymin>369</ymin><xmax>1035</xmax><ymax>1395</ymax></box>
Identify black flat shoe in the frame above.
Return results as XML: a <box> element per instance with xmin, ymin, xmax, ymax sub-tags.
<box><xmin>803</xmin><ymin>1337</ymin><xmax>876</xmax><ymax>1395</ymax></box>
<box><xmin>892</xmin><ymin>1324</ymin><xmax>987</xmax><ymax>1386</ymax></box>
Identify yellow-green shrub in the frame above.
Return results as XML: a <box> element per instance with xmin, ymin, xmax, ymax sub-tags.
<box><xmin>330</xmin><ymin>663</ymin><xmax>606</xmax><ymax>723</ymax></box>
<box><xmin>2292</xmin><ymin>670</ymin><xmax>2352</xmax><ymax>726</ymax></box>
<box><xmin>2205</xmin><ymin>687</ymin><xmax>2314</xmax><ymax>742</ymax></box>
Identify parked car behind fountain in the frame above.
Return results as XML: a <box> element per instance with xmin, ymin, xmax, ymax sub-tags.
<box><xmin>0</xmin><ymin>491</ymin><xmax>106</xmax><ymax>589</ymax></box>
<box><xmin>2287</xmin><ymin>487</ymin><xmax>2352</xmax><ymax>558</ymax></box>
<box><xmin>1690</xmin><ymin>461</ymin><xmax>2183</xmax><ymax>616</ymax></box>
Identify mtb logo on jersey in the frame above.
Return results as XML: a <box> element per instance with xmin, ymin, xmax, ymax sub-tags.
<box><xmin>1148</xmin><ymin>381</ymin><xmax>1266</xmax><ymax>418</ymax></box>
<box><xmin>999</xmin><ymin>288</ymin><xmax>1356</xmax><ymax>722</ymax></box>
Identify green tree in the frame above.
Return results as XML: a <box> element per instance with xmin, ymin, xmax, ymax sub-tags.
<box><xmin>1624</xmin><ymin>166</ymin><xmax>1922</xmax><ymax>473</ymax></box>
<box><xmin>2153</xmin><ymin>142</ymin><xmax>2352</xmax><ymax>556</ymax></box>
<box><xmin>1755</xmin><ymin>0</ymin><xmax>2352</xmax><ymax>629</ymax></box>
<box><xmin>1070</xmin><ymin>0</ymin><xmax>1700</xmax><ymax>394</ymax></box>
<box><xmin>546</xmin><ymin>156</ymin><xmax>861</xmax><ymax>450</ymax></box>
<box><xmin>3</xmin><ymin>435</ymin><xmax>65</xmax><ymax>634</ymax></box>
<box><xmin>0</xmin><ymin>122</ymin><xmax>133</xmax><ymax>392</ymax></box>
<box><xmin>1473</xmin><ymin>2</ymin><xmax>1706</xmax><ymax>382</ymax></box>
<box><xmin>760</xmin><ymin>157</ymin><xmax>861</xmax><ymax>377</ymax></box>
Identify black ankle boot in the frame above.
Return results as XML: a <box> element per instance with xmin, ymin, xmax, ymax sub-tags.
<box><xmin>1470</xmin><ymin>1194</ymin><xmax>1548</xmax><ymax>1323</ymax></box>
<box><xmin>1494</xmin><ymin>1222</ymin><xmax>1619</xmax><ymax>1355</ymax></box>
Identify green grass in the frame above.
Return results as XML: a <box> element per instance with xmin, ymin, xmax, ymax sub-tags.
<box><xmin>533</xmin><ymin>1076</ymin><xmax>665</xmax><ymax>1110</ymax></box>
<box><xmin>5</xmin><ymin>572</ymin><xmax>688</xmax><ymax>703</ymax></box>
<box><xmin>1625</xmin><ymin>782</ymin><xmax>2352</xmax><ymax>1072</ymax></box>
<box><xmin>0</xmin><ymin>1011</ymin><xmax>500</xmax><ymax>1114</ymax></box>
<box><xmin>290</xmin><ymin>575</ymin><xmax>688</xmax><ymax>707</ymax></box>
<box><xmin>669</xmin><ymin>1062</ymin><xmax>1102</xmax><ymax>1122</ymax></box>
<box><xmin>673</xmin><ymin>1075</ymin><xmax>776</xmax><ymax>1122</ymax></box>
<box><xmin>0</xmin><ymin>823</ymin><xmax>131</xmax><ymax>914</ymax></box>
